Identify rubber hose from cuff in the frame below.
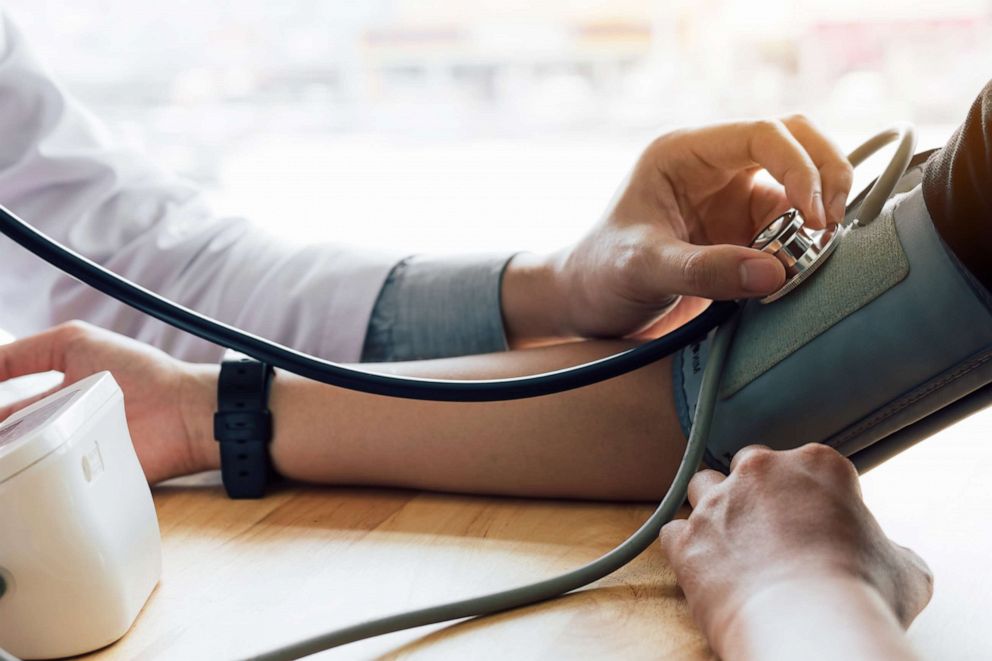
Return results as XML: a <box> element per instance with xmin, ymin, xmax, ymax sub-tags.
<box><xmin>245</xmin><ymin>310</ymin><xmax>742</xmax><ymax>661</ymax></box>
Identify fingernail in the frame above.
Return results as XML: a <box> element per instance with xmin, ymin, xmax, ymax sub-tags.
<box><xmin>810</xmin><ymin>191</ymin><xmax>826</xmax><ymax>226</ymax></box>
<box><xmin>740</xmin><ymin>259</ymin><xmax>784</xmax><ymax>293</ymax></box>
<box><xmin>829</xmin><ymin>192</ymin><xmax>847</xmax><ymax>223</ymax></box>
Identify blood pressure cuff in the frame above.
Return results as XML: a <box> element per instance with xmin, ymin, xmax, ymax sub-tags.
<box><xmin>673</xmin><ymin>180</ymin><xmax>992</xmax><ymax>473</ymax></box>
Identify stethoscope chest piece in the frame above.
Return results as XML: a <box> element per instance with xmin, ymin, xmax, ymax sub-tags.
<box><xmin>750</xmin><ymin>210</ymin><xmax>846</xmax><ymax>304</ymax></box>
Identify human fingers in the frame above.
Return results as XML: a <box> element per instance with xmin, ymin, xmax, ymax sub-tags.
<box><xmin>728</xmin><ymin>444</ymin><xmax>773</xmax><ymax>474</ymax></box>
<box><xmin>0</xmin><ymin>324</ymin><xmax>80</xmax><ymax>381</ymax></box>
<box><xmin>659</xmin><ymin>518</ymin><xmax>688</xmax><ymax>560</ymax></box>
<box><xmin>748</xmin><ymin>179</ymin><xmax>792</xmax><ymax>237</ymax></box>
<box><xmin>687</xmin><ymin>469</ymin><xmax>726</xmax><ymax>509</ymax></box>
<box><xmin>638</xmin><ymin>237</ymin><xmax>786</xmax><ymax>301</ymax></box>
<box><xmin>780</xmin><ymin>114</ymin><xmax>854</xmax><ymax>226</ymax></box>
<box><xmin>684</xmin><ymin>120</ymin><xmax>827</xmax><ymax>228</ymax></box>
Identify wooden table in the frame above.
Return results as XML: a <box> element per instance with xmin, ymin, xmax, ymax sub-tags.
<box><xmin>82</xmin><ymin>476</ymin><xmax>706</xmax><ymax>661</ymax></box>
<box><xmin>78</xmin><ymin>410</ymin><xmax>992</xmax><ymax>660</ymax></box>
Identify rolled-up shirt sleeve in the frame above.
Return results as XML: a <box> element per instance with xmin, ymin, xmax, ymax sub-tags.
<box><xmin>362</xmin><ymin>254</ymin><xmax>515</xmax><ymax>362</ymax></box>
<box><xmin>0</xmin><ymin>12</ymin><xmax>401</xmax><ymax>364</ymax></box>
<box><xmin>0</xmin><ymin>11</ymin><xmax>515</xmax><ymax>366</ymax></box>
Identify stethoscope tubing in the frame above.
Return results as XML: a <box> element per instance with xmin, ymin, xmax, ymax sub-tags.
<box><xmin>0</xmin><ymin>202</ymin><xmax>736</xmax><ymax>402</ymax></box>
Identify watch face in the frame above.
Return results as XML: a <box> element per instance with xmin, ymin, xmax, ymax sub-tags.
<box><xmin>0</xmin><ymin>389</ymin><xmax>78</xmax><ymax>450</ymax></box>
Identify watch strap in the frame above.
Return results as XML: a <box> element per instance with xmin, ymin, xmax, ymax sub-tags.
<box><xmin>214</xmin><ymin>358</ymin><xmax>275</xmax><ymax>499</ymax></box>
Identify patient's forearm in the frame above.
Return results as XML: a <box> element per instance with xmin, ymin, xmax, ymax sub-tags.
<box><xmin>183</xmin><ymin>342</ymin><xmax>685</xmax><ymax>500</ymax></box>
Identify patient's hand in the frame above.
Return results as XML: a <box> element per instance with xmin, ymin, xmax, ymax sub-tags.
<box><xmin>0</xmin><ymin>321</ymin><xmax>200</xmax><ymax>483</ymax></box>
<box><xmin>660</xmin><ymin>444</ymin><xmax>932</xmax><ymax>661</ymax></box>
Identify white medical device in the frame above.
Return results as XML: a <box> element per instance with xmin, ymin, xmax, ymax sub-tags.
<box><xmin>0</xmin><ymin>372</ymin><xmax>160</xmax><ymax>660</ymax></box>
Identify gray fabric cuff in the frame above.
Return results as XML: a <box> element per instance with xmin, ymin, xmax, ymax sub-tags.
<box><xmin>361</xmin><ymin>254</ymin><xmax>515</xmax><ymax>362</ymax></box>
<box><xmin>672</xmin><ymin>329</ymin><xmax>715</xmax><ymax>440</ymax></box>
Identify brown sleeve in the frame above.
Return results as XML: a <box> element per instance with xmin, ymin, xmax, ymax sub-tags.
<box><xmin>923</xmin><ymin>80</ymin><xmax>992</xmax><ymax>291</ymax></box>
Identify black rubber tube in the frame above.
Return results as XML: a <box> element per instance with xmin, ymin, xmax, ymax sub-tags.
<box><xmin>0</xmin><ymin>204</ymin><xmax>736</xmax><ymax>402</ymax></box>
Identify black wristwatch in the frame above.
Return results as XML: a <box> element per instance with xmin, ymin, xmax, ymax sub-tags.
<box><xmin>213</xmin><ymin>357</ymin><xmax>275</xmax><ymax>499</ymax></box>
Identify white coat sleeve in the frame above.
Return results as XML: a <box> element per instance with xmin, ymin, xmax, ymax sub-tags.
<box><xmin>0</xmin><ymin>13</ymin><xmax>401</xmax><ymax>363</ymax></box>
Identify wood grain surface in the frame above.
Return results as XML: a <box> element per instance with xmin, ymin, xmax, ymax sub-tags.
<box><xmin>79</xmin><ymin>473</ymin><xmax>708</xmax><ymax>661</ymax></box>
<box><xmin>76</xmin><ymin>410</ymin><xmax>992</xmax><ymax>661</ymax></box>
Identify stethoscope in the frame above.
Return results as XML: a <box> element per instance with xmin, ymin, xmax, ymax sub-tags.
<box><xmin>0</xmin><ymin>124</ymin><xmax>917</xmax><ymax>660</ymax></box>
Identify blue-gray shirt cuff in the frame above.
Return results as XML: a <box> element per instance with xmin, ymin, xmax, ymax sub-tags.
<box><xmin>361</xmin><ymin>254</ymin><xmax>515</xmax><ymax>362</ymax></box>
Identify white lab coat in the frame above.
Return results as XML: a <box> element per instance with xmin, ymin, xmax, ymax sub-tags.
<box><xmin>0</xmin><ymin>13</ymin><xmax>401</xmax><ymax>363</ymax></box>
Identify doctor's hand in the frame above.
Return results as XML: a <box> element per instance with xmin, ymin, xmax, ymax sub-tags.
<box><xmin>0</xmin><ymin>322</ymin><xmax>201</xmax><ymax>484</ymax></box>
<box><xmin>502</xmin><ymin>116</ymin><xmax>853</xmax><ymax>344</ymax></box>
<box><xmin>660</xmin><ymin>444</ymin><xmax>932</xmax><ymax>661</ymax></box>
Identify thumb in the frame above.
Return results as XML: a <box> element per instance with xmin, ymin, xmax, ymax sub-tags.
<box><xmin>654</xmin><ymin>239</ymin><xmax>786</xmax><ymax>300</ymax></box>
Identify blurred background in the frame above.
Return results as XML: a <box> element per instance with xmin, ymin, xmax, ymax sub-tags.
<box><xmin>3</xmin><ymin>3</ymin><xmax>991</xmax><ymax>658</ymax></box>
<box><xmin>5</xmin><ymin>0</ymin><xmax>992</xmax><ymax>254</ymax></box>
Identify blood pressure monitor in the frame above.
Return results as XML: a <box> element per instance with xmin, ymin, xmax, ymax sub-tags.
<box><xmin>0</xmin><ymin>372</ymin><xmax>160</xmax><ymax>659</ymax></box>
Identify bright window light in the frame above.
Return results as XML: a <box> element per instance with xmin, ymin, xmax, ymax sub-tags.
<box><xmin>5</xmin><ymin>1</ymin><xmax>990</xmax><ymax>254</ymax></box>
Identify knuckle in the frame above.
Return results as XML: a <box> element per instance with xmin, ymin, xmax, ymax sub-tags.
<box><xmin>750</xmin><ymin>119</ymin><xmax>786</xmax><ymax>150</ymax></box>
<box><xmin>798</xmin><ymin>443</ymin><xmax>856</xmax><ymax>477</ymax></box>
<box><xmin>58</xmin><ymin>320</ymin><xmax>91</xmax><ymax>338</ymax></box>
<box><xmin>653</xmin><ymin>127</ymin><xmax>689</xmax><ymax>148</ymax></box>
<box><xmin>687</xmin><ymin>469</ymin><xmax>719</xmax><ymax>494</ymax></box>
<box><xmin>644</xmin><ymin>129</ymin><xmax>686</xmax><ymax>161</ymax></box>
<box><xmin>734</xmin><ymin>446</ymin><xmax>774</xmax><ymax>475</ymax></box>
<box><xmin>797</xmin><ymin>442</ymin><xmax>836</xmax><ymax>460</ymax></box>
<box><xmin>754</xmin><ymin>118</ymin><xmax>785</xmax><ymax>136</ymax></box>
<box><xmin>680</xmin><ymin>249</ymin><xmax>715</xmax><ymax>293</ymax></box>
<box><xmin>782</xmin><ymin>112</ymin><xmax>812</xmax><ymax>128</ymax></box>
<box><xmin>56</xmin><ymin>320</ymin><xmax>96</xmax><ymax>349</ymax></box>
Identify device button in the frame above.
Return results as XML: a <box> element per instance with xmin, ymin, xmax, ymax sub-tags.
<box><xmin>81</xmin><ymin>442</ymin><xmax>104</xmax><ymax>482</ymax></box>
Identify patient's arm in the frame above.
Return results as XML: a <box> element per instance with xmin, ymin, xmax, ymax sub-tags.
<box><xmin>215</xmin><ymin>344</ymin><xmax>681</xmax><ymax>500</ymax></box>
<box><xmin>0</xmin><ymin>322</ymin><xmax>686</xmax><ymax>501</ymax></box>
<box><xmin>923</xmin><ymin>79</ymin><xmax>992</xmax><ymax>289</ymax></box>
